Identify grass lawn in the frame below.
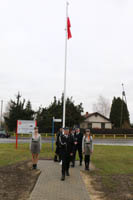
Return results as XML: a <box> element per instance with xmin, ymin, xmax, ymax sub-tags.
<box><xmin>0</xmin><ymin>144</ymin><xmax>133</xmax><ymax>172</ymax></box>
<box><xmin>1</xmin><ymin>144</ymin><xmax>133</xmax><ymax>200</ymax></box>
<box><xmin>92</xmin><ymin>145</ymin><xmax>133</xmax><ymax>174</ymax></box>
<box><xmin>0</xmin><ymin>143</ymin><xmax>55</xmax><ymax>167</ymax></box>
<box><xmin>90</xmin><ymin>145</ymin><xmax>133</xmax><ymax>200</ymax></box>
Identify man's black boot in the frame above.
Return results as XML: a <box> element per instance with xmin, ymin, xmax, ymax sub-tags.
<box><xmin>61</xmin><ymin>175</ymin><xmax>65</xmax><ymax>181</ymax></box>
<box><xmin>66</xmin><ymin>171</ymin><xmax>70</xmax><ymax>176</ymax></box>
<box><xmin>80</xmin><ymin>161</ymin><xmax>82</xmax><ymax>166</ymax></box>
<box><xmin>71</xmin><ymin>162</ymin><xmax>75</xmax><ymax>167</ymax></box>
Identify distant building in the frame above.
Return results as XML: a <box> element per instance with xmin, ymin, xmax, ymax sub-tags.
<box><xmin>80</xmin><ymin>112</ymin><xmax>112</xmax><ymax>129</ymax></box>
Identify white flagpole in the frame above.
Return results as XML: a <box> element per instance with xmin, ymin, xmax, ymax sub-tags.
<box><xmin>62</xmin><ymin>2</ymin><xmax>69</xmax><ymax>128</ymax></box>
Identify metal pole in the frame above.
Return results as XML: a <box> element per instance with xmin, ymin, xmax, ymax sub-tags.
<box><xmin>120</xmin><ymin>83</ymin><xmax>124</xmax><ymax>128</ymax></box>
<box><xmin>122</xmin><ymin>83</ymin><xmax>127</xmax><ymax>105</ymax></box>
<box><xmin>52</xmin><ymin>117</ymin><xmax>55</xmax><ymax>151</ymax></box>
<box><xmin>62</xmin><ymin>2</ymin><xmax>69</xmax><ymax>129</ymax></box>
<box><xmin>120</xmin><ymin>94</ymin><xmax>123</xmax><ymax>128</ymax></box>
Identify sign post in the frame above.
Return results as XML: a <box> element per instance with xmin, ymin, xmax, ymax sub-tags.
<box><xmin>52</xmin><ymin>118</ymin><xmax>62</xmax><ymax>152</ymax></box>
<box><xmin>52</xmin><ymin>117</ymin><xmax>55</xmax><ymax>152</ymax></box>
<box><xmin>16</xmin><ymin>120</ymin><xmax>37</xmax><ymax>149</ymax></box>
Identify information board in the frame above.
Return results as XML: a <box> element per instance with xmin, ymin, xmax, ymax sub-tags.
<box><xmin>17</xmin><ymin>120</ymin><xmax>36</xmax><ymax>134</ymax></box>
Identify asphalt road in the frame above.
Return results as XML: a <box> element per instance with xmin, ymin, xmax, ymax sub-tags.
<box><xmin>0</xmin><ymin>137</ymin><xmax>133</xmax><ymax>146</ymax></box>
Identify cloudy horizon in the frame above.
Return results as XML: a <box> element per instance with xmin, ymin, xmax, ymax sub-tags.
<box><xmin>0</xmin><ymin>0</ymin><xmax>133</xmax><ymax>122</ymax></box>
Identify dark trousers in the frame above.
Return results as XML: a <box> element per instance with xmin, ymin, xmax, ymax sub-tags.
<box><xmin>70</xmin><ymin>154</ymin><xmax>74</xmax><ymax>165</ymax></box>
<box><xmin>55</xmin><ymin>147</ymin><xmax>61</xmax><ymax>162</ymax></box>
<box><xmin>85</xmin><ymin>155</ymin><xmax>90</xmax><ymax>169</ymax></box>
<box><xmin>73</xmin><ymin>145</ymin><xmax>82</xmax><ymax>164</ymax></box>
<box><xmin>62</xmin><ymin>154</ymin><xmax>70</xmax><ymax>176</ymax></box>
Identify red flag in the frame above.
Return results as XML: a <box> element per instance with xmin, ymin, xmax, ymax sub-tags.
<box><xmin>67</xmin><ymin>17</ymin><xmax>72</xmax><ymax>39</ymax></box>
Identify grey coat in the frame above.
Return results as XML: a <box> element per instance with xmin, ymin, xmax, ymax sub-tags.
<box><xmin>82</xmin><ymin>136</ymin><xmax>93</xmax><ymax>155</ymax></box>
<box><xmin>30</xmin><ymin>134</ymin><xmax>42</xmax><ymax>154</ymax></box>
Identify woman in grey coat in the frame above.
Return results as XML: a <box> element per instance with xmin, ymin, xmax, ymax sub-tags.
<box><xmin>82</xmin><ymin>129</ymin><xmax>93</xmax><ymax>170</ymax></box>
<box><xmin>30</xmin><ymin>126</ymin><xmax>42</xmax><ymax>169</ymax></box>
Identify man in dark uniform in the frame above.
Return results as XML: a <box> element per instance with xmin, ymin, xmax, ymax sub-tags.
<box><xmin>73</xmin><ymin>128</ymin><xmax>83</xmax><ymax>166</ymax></box>
<box><xmin>54</xmin><ymin>128</ymin><xmax>62</xmax><ymax>162</ymax></box>
<box><xmin>70</xmin><ymin>128</ymin><xmax>76</xmax><ymax>167</ymax></box>
<box><xmin>59</xmin><ymin>127</ymin><xmax>74</xmax><ymax>181</ymax></box>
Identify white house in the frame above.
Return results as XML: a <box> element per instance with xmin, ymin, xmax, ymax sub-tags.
<box><xmin>80</xmin><ymin>112</ymin><xmax>112</xmax><ymax>129</ymax></box>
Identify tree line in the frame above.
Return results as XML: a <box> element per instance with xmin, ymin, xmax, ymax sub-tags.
<box><xmin>4</xmin><ymin>93</ymin><xmax>84</xmax><ymax>133</ymax></box>
<box><xmin>3</xmin><ymin>93</ymin><xmax>131</xmax><ymax>133</ymax></box>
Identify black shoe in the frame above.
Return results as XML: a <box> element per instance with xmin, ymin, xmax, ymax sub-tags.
<box><xmin>71</xmin><ymin>164</ymin><xmax>75</xmax><ymax>168</ymax></box>
<box><xmin>66</xmin><ymin>171</ymin><xmax>70</xmax><ymax>176</ymax></box>
<box><xmin>35</xmin><ymin>164</ymin><xmax>37</xmax><ymax>169</ymax></box>
<box><xmin>61</xmin><ymin>175</ymin><xmax>65</xmax><ymax>181</ymax></box>
<box><xmin>80</xmin><ymin>162</ymin><xmax>82</xmax><ymax>166</ymax></box>
<box><xmin>85</xmin><ymin>166</ymin><xmax>89</xmax><ymax>171</ymax></box>
<box><xmin>33</xmin><ymin>164</ymin><xmax>37</xmax><ymax>169</ymax></box>
<box><xmin>54</xmin><ymin>155</ymin><xmax>58</xmax><ymax>162</ymax></box>
<box><xmin>32</xmin><ymin>164</ymin><xmax>36</xmax><ymax>169</ymax></box>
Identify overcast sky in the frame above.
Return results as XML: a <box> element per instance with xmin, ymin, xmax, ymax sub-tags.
<box><xmin>0</xmin><ymin>0</ymin><xmax>133</xmax><ymax>122</ymax></box>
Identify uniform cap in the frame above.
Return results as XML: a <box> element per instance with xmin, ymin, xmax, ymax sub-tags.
<box><xmin>63</xmin><ymin>127</ymin><xmax>69</xmax><ymax>130</ymax></box>
<box><xmin>85</xmin><ymin>129</ymin><xmax>90</xmax><ymax>132</ymax></box>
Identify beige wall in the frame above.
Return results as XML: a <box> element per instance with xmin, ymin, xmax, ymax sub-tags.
<box><xmin>92</xmin><ymin>123</ymin><xmax>101</xmax><ymax>128</ymax></box>
<box><xmin>80</xmin><ymin>122</ymin><xmax>88</xmax><ymax>129</ymax></box>
<box><xmin>80</xmin><ymin>114</ymin><xmax>112</xmax><ymax>129</ymax></box>
<box><xmin>105</xmin><ymin>123</ymin><xmax>112</xmax><ymax>128</ymax></box>
<box><xmin>84</xmin><ymin>115</ymin><xmax>110</xmax><ymax>123</ymax></box>
<box><xmin>80</xmin><ymin>122</ymin><xmax>112</xmax><ymax>129</ymax></box>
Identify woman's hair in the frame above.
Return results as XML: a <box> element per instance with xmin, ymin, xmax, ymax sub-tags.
<box><xmin>85</xmin><ymin>129</ymin><xmax>91</xmax><ymax>136</ymax></box>
<box><xmin>85</xmin><ymin>129</ymin><xmax>90</xmax><ymax>133</ymax></box>
<box><xmin>34</xmin><ymin>126</ymin><xmax>38</xmax><ymax>130</ymax></box>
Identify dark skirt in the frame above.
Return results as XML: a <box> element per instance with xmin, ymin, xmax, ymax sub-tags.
<box><xmin>31</xmin><ymin>141</ymin><xmax>40</xmax><ymax>154</ymax></box>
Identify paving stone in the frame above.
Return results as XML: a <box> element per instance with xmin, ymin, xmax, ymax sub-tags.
<box><xmin>30</xmin><ymin>160</ymin><xmax>91</xmax><ymax>200</ymax></box>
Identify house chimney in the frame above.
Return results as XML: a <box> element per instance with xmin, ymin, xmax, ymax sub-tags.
<box><xmin>85</xmin><ymin>112</ymin><xmax>89</xmax><ymax>117</ymax></box>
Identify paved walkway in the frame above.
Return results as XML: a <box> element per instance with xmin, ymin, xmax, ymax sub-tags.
<box><xmin>29</xmin><ymin>160</ymin><xmax>91</xmax><ymax>200</ymax></box>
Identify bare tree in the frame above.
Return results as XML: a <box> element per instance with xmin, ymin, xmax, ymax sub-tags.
<box><xmin>93</xmin><ymin>95</ymin><xmax>111</xmax><ymax>117</ymax></box>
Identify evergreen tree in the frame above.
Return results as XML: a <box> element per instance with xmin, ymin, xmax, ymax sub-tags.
<box><xmin>36</xmin><ymin>94</ymin><xmax>84</xmax><ymax>133</ymax></box>
<box><xmin>4</xmin><ymin>93</ymin><xmax>34</xmax><ymax>131</ymax></box>
<box><xmin>110</xmin><ymin>97</ymin><xmax>130</xmax><ymax>128</ymax></box>
<box><xmin>24</xmin><ymin>100</ymin><xmax>35</xmax><ymax>120</ymax></box>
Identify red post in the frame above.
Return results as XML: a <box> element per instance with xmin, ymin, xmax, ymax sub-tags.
<box><xmin>16</xmin><ymin>120</ymin><xmax>18</xmax><ymax>149</ymax></box>
<box><xmin>35</xmin><ymin>120</ymin><xmax>37</xmax><ymax>127</ymax></box>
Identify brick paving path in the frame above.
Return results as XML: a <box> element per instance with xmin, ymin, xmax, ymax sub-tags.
<box><xmin>29</xmin><ymin>160</ymin><xmax>91</xmax><ymax>200</ymax></box>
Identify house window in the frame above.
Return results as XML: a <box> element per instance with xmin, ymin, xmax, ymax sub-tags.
<box><xmin>88</xmin><ymin>123</ymin><xmax>92</xmax><ymax>129</ymax></box>
<box><xmin>101</xmin><ymin>123</ymin><xmax>105</xmax><ymax>129</ymax></box>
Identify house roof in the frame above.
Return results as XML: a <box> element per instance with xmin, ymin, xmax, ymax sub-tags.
<box><xmin>84</xmin><ymin>112</ymin><xmax>110</xmax><ymax>122</ymax></box>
